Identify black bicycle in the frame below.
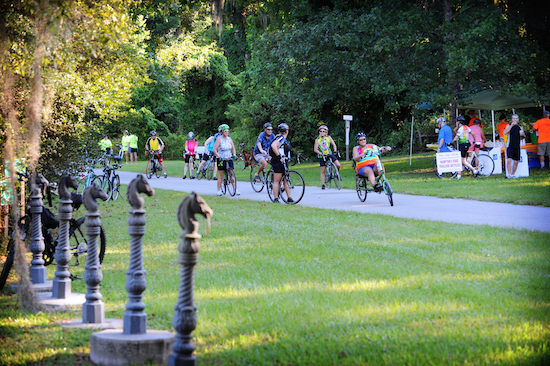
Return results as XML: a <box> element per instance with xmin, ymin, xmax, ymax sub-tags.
<box><xmin>266</xmin><ymin>159</ymin><xmax>306</xmax><ymax>204</ymax></box>
<box><xmin>321</xmin><ymin>153</ymin><xmax>341</xmax><ymax>190</ymax></box>
<box><xmin>146</xmin><ymin>150</ymin><xmax>161</xmax><ymax>179</ymax></box>
<box><xmin>220</xmin><ymin>158</ymin><xmax>237</xmax><ymax>196</ymax></box>
<box><xmin>197</xmin><ymin>154</ymin><xmax>215</xmax><ymax>180</ymax></box>
<box><xmin>289</xmin><ymin>151</ymin><xmax>314</xmax><ymax>166</ymax></box>
<box><xmin>0</xmin><ymin>173</ymin><xmax>106</xmax><ymax>290</ymax></box>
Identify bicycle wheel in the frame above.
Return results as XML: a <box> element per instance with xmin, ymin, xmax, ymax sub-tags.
<box><xmin>146</xmin><ymin>160</ymin><xmax>153</xmax><ymax>179</ymax></box>
<box><xmin>0</xmin><ymin>218</ymin><xmax>30</xmax><ymax>291</ymax></box>
<box><xmin>433</xmin><ymin>158</ymin><xmax>458</xmax><ymax>179</ymax></box>
<box><xmin>325</xmin><ymin>164</ymin><xmax>332</xmax><ymax>188</ymax></box>
<box><xmin>384</xmin><ymin>180</ymin><xmax>394</xmax><ymax>206</ymax></box>
<box><xmin>68</xmin><ymin>217</ymin><xmax>106</xmax><ymax>279</ymax></box>
<box><xmin>92</xmin><ymin>176</ymin><xmax>112</xmax><ymax>201</ymax></box>
<box><xmin>332</xmin><ymin>163</ymin><xmax>341</xmax><ymax>190</ymax></box>
<box><xmin>250</xmin><ymin>165</ymin><xmax>266</xmax><ymax>193</ymax></box>
<box><xmin>476</xmin><ymin>154</ymin><xmax>495</xmax><ymax>177</ymax></box>
<box><xmin>279</xmin><ymin>171</ymin><xmax>305</xmax><ymax>204</ymax></box>
<box><xmin>266</xmin><ymin>170</ymin><xmax>276</xmax><ymax>202</ymax></box>
<box><xmin>76</xmin><ymin>176</ymin><xmax>89</xmax><ymax>195</ymax></box>
<box><xmin>154</xmin><ymin>161</ymin><xmax>161</xmax><ymax>178</ymax></box>
<box><xmin>356</xmin><ymin>176</ymin><xmax>368</xmax><ymax>202</ymax></box>
<box><xmin>221</xmin><ymin>173</ymin><xmax>228</xmax><ymax>195</ymax></box>
<box><xmin>111</xmin><ymin>175</ymin><xmax>121</xmax><ymax>201</ymax></box>
<box><xmin>227</xmin><ymin>169</ymin><xmax>237</xmax><ymax>196</ymax></box>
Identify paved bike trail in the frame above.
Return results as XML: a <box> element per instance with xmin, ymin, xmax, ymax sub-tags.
<box><xmin>114</xmin><ymin>170</ymin><xmax>550</xmax><ymax>233</ymax></box>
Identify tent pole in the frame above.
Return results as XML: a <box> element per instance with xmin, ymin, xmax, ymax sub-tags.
<box><xmin>491</xmin><ymin>110</ymin><xmax>496</xmax><ymax>144</ymax></box>
<box><xmin>410</xmin><ymin>115</ymin><xmax>414</xmax><ymax>166</ymax></box>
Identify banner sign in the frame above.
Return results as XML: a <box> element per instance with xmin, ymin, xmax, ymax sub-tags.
<box><xmin>436</xmin><ymin>151</ymin><xmax>462</xmax><ymax>174</ymax></box>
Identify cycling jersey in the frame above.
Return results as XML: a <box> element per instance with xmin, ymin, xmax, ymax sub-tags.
<box><xmin>355</xmin><ymin>144</ymin><xmax>379</xmax><ymax>173</ymax></box>
<box><xmin>185</xmin><ymin>139</ymin><xmax>198</xmax><ymax>155</ymax></box>
<box><xmin>207</xmin><ymin>133</ymin><xmax>220</xmax><ymax>153</ymax></box>
<box><xmin>317</xmin><ymin>136</ymin><xmax>332</xmax><ymax>157</ymax></box>
<box><xmin>147</xmin><ymin>136</ymin><xmax>164</xmax><ymax>151</ymax></box>
<box><xmin>456</xmin><ymin>126</ymin><xmax>471</xmax><ymax>144</ymax></box>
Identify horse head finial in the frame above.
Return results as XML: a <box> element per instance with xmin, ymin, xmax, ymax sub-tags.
<box><xmin>177</xmin><ymin>192</ymin><xmax>213</xmax><ymax>239</ymax></box>
<box><xmin>83</xmin><ymin>183</ymin><xmax>108</xmax><ymax>213</ymax></box>
<box><xmin>59</xmin><ymin>175</ymin><xmax>78</xmax><ymax>201</ymax></box>
<box><xmin>127</xmin><ymin>174</ymin><xmax>154</xmax><ymax>210</ymax></box>
<box><xmin>30</xmin><ymin>172</ymin><xmax>49</xmax><ymax>196</ymax></box>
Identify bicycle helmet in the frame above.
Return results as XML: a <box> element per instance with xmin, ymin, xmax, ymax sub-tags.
<box><xmin>456</xmin><ymin>116</ymin><xmax>465</xmax><ymax>123</ymax></box>
<box><xmin>319</xmin><ymin>124</ymin><xmax>328</xmax><ymax>132</ymax></box>
<box><xmin>218</xmin><ymin>124</ymin><xmax>230</xmax><ymax>132</ymax></box>
<box><xmin>263</xmin><ymin>122</ymin><xmax>272</xmax><ymax>129</ymax></box>
<box><xmin>188</xmin><ymin>132</ymin><xmax>195</xmax><ymax>139</ymax></box>
<box><xmin>355</xmin><ymin>132</ymin><xmax>366</xmax><ymax>141</ymax></box>
<box><xmin>278</xmin><ymin>123</ymin><xmax>289</xmax><ymax>133</ymax></box>
<box><xmin>150</xmin><ymin>131</ymin><xmax>157</xmax><ymax>136</ymax></box>
<box><xmin>436</xmin><ymin>117</ymin><xmax>446</xmax><ymax>124</ymax></box>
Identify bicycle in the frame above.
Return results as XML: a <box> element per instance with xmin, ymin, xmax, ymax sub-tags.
<box><xmin>236</xmin><ymin>143</ymin><xmax>255</xmax><ymax>172</ymax></box>
<box><xmin>266</xmin><ymin>159</ymin><xmax>306</xmax><ymax>204</ymax></box>
<box><xmin>146</xmin><ymin>150</ymin><xmax>162</xmax><ymax>179</ymax></box>
<box><xmin>220</xmin><ymin>158</ymin><xmax>237</xmax><ymax>196</ymax></box>
<box><xmin>289</xmin><ymin>151</ymin><xmax>314</xmax><ymax>166</ymax></box>
<box><xmin>94</xmin><ymin>162</ymin><xmax>122</xmax><ymax>201</ymax></box>
<box><xmin>75</xmin><ymin>161</ymin><xmax>101</xmax><ymax>195</ymax></box>
<box><xmin>433</xmin><ymin>145</ymin><xmax>495</xmax><ymax>178</ymax></box>
<box><xmin>196</xmin><ymin>154</ymin><xmax>215</xmax><ymax>180</ymax></box>
<box><xmin>354</xmin><ymin>151</ymin><xmax>394</xmax><ymax>206</ymax></box>
<box><xmin>0</xmin><ymin>173</ymin><xmax>107</xmax><ymax>290</ymax></box>
<box><xmin>250</xmin><ymin>162</ymin><xmax>267</xmax><ymax>192</ymax></box>
<box><xmin>321</xmin><ymin>153</ymin><xmax>341</xmax><ymax>190</ymax></box>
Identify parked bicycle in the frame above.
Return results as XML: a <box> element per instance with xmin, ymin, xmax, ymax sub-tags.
<box><xmin>93</xmin><ymin>162</ymin><xmax>122</xmax><ymax>201</ymax></box>
<box><xmin>236</xmin><ymin>143</ymin><xmax>255</xmax><ymax>172</ymax></box>
<box><xmin>196</xmin><ymin>154</ymin><xmax>215</xmax><ymax>180</ymax></box>
<box><xmin>433</xmin><ymin>145</ymin><xmax>495</xmax><ymax>179</ymax></box>
<box><xmin>219</xmin><ymin>158</ymin><xmax>237</xmax><ymax>196</ymax></box>
<box><xmin>75</xmin><ymin>161</ymin><xmax>101</xmax><ymax>195</ymax></box>
<box><xmin>266</xmin><ymin>159</ymin><xmax>305</xmax><ymax>204</ymax></box>
<box><xmin>0</xmin><ymin>172</ymin><xmax>107</xmax><ymax>290</ymax></box>
<box><xmin>289</xmin><ymin>151</ymin><xmax>314</xmax><ymax>166</ymax></box>
<box><xmin>146</xmin><ymin>150</ymin><xmax>162</xmax><ymax>179</ymax></box>
<box><xmin>321</xmin><ymin>153</ymin><xmax>341</xmax><ymax>190</ymax></box>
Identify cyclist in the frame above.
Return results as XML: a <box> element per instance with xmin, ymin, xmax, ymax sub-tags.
<box><xmin>253</xmin><ymin>122</ymin><xmax>275</xmax><ymax>182</ymax></box>
<box><xmin>99</xmin><ymin>134</ymin><xmax>113</xmax><ymax>155</ymax></box>
<box><xmin>122</xmin><ymin>130</ymin><xmax>130</xmax><ymax>164</ymax></box>
<box><xmin>213</xmin><ymin>124</ymin><xmax>240</xmax><ymax>196</ymax></box>
<box><xmin>313</xmin><ymin>124</ymin><xmax>340</xmax><ymax>189</ymax></box>
<box><xmin>352</xmin><ymin>132</ymin><xmax>391</xmax><ymax>192</ymax></box>
<box><xmin>145</xmin><ymin>131</ymin><xmax>167</xmax><ymax>178</ymax></box>
<box><xmin>129</xmin><ymin>131</ymin><xmax>139</xmax><ymax>164</ymax></box>
<box><xmin>269</xmin><ymin>123</ymin><xmax>292</xmax><ymax>203</ymax></box>
<box><xmin>183</xmin><ymin>131</ymin><xmax>198</xmax><ymax>179</ymax></box>
<box><xmin>195</xmin><ymin>131</ymin><xmax>220</xmax><ymax>179</ymax></box>
<box><xmin>452</xmin><ymin>116</ymin><xmax>478</xmax><ymax>180</ymax></box>
<box><xmin>468</xmin><ymin>118</ymin><xmax>487</xmax><ymax>155</ymax></box>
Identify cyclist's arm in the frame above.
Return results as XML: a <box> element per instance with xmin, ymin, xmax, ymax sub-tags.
<box><xmin>158</xmin><ymin>138</ymin><xmax>165</xmax><ymax>152</ymax></box>
<box><xmin>352</xmin><ymin>146</ymin><xmax>361</xmax><ymax>161</ymax></box>
<box><xmin>313</xmin><ymin>138</ymin><xmax>320</xmax><ymax>155</ymax></box>
<box><xmin>204</xmin><ymin>136</ymin><xmax>213</xmax><ymax>148</ymax></box>
<box><xmin>256</xmin><ymin>140</ymin><xmax>265</xmax><ymax>154</ymax></box>
<box><xmin>213</xmin><ymin>137</ymin><xmax>221</xmax><ymax>158</ymax></box>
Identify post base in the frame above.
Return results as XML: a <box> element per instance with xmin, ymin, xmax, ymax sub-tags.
<box><xmin>52</xmin><ymin>278</ymin><xmax>72</xmax><ymax>299</ymax></box>
<box><xmin>83</xmin><ymin>301</ymin><xmax>105</xmax><ymax>324</ymax></box>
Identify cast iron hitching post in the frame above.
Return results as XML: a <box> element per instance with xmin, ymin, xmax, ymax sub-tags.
<box><xmin>169</xmin><ymin>192</ymin><xmax>213</xmax><ymax>366</ymax></box>
<box><xmin>29</xmin><ymin>172</ymin><xmax>48</xmax><ymax>284</ymax></box>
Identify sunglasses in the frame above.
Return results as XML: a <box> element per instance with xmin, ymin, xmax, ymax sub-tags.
<box><xmin>266</xmin><ymin>128</ymin><xmax>273</xmax><ymax>130</ymax></box>
<box><xmin>358</xmin><ymin>138</ymin><xmax>366</xmax><ymax>141</ymax></box>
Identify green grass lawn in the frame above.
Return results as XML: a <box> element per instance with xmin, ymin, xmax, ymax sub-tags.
<box><xmin>122</xmin><ymin>152</ymin><xmax>550</xmax><ymax>206</ymax></box>
<box><xmin>1</xmin><ymin>187</ymin><xmax>549</xmax><ymax>365</ymax></box>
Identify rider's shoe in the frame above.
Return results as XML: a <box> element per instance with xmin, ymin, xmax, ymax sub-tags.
<box><xmin>190</xmin><ymin>176</ymin><xmax>195</xmax><ymax>180</ymax></box>
<box><xmin>373</xmin><ymin>183</ymin><xmax>382</xmax><ymax>192</ymax></box>
<box><xmin>235</xmin><ymin>190</ymin><xmax>241</xmax><ymax>196</ymax></box>
<box><xmin>273</xmin><ymin>197</ymin><xmax>280</xmax><ymax>203</ymax></box>
<box><xmin>473</xmin><ymin>169</ymin><xmax>480</xmax><ymax>177</ymax></box>
<box><xmin>183</xmin><ymin>175</ymin><xmax>187</xmax><ymax>179</ymax></box>
<box><xmin>321</xmin><ymin>184</ymin><xmax>325</xmax><ymax>190</ymax></box>
<box><xmin>452</xmin><ymin>174</ymin><xmax>462</xmax><ymax>180</ymax></box>
<box><xmin>287</xmin><ymin>197</ymin><xmax>294</xmax><ymax>203</ymax></box>
<box><xmin>254</xmin><ymin>174</ymin><xmax>261</xmax><ymax>182</ymax></box>
<box><xmin>164</xmin><ymin>173</ymin><xmax>167</xmax><ymax>178</ymax></box>
<box><xmin>216</xmin><ymin>190</ymin><xmax>223</xmax><ymax>196</ymax></box>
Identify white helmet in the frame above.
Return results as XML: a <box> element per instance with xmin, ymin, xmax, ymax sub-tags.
<box><xmin>188</xmin><ymin>132</ymin><xmax>195</xmax><ymax>139</ymax></box>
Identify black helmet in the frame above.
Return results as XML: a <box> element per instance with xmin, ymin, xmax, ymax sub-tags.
<box><xmin>278</xmin><ymin>123</ymin><xmax>289</xmax><ymax>133</ymax></box>
<box><xmin>264</xmin><ymin>122</ymin><xmax>272</xmax><ymax>128</ymax></box>
<box><xmin>456</xmin><ymin>116</ymin><xmax>465</xmax><ymax>123</ymax></box>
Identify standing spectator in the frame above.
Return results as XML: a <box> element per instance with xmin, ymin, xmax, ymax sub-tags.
<box><xmin>436</xmin><ymin>117</ymin><xmax>453</xmax><ymax>153</ymax></box>
<box><xmin>496</xmin><ymin>114</ymin><xmax>509</xmax><ymax>143</ymax></box>
<box><xmin>504</xmin><ymin>114</ymin><xmax>526</xmax><ymax>178</ymax></box>
<box><xmin>531</xmin><ymin>111</ymin><xmax>550</xmax><ymax>170</ymax></box>
<box><xmin>183</xmin><ymin>132</ymin><xmax>198</xmax><ymax>179</ymax></box>
<box><xmin>99</xmin><ymin>135</ymin><xmax>112</xmax><ymax>155</ymax></box>
<box><xmin>313</xmin><ymin>125</ymin><xmax>340</xmax><ymax>190</ymax></box>
<box><xmin>145</xmin><ymin>131</ymin><xmax>167</xmax><ymax>178</ymax></box>
<box><xmin>129</xmin><ymin>131</ymin><xmax>139</xmax><ymax>164</ymax></box>
<box><xmin>468</xmin><ymin>110</ymin><xmax>483</xmax><ymax>128</ymax></box>
<box><xmin>452</xmin><ymin>116</ymin><xmax>478</xmax><ymax>180</ymax></box>
<box><xmin>252</xmin><ymin>123</ymin><xmax>275</xmax><ymax>182</ymax></box>
<box><xmin>121</xmin><ymin>130</ymin><xmax>130</xmax><ymax>164</ymax></box>
<box><xmin>468</xmin><ymin>118</ymin><xmax>487</xmax><ymax>155</ymax></box>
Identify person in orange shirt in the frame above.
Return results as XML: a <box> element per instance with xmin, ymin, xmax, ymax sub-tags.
<box><xmin>496</xmin><ymin>114</ymin><xmax>509</xmax><ymax>143</ymax></box>
<box><xmin>468</xmin><ymin>110</ymin><xmax>483</xmax><ymax>128</ymax></box>
<box><xmin>531</xmin><ymin>111</ymin><xmax>550</xmax><ymax>169</ymax></box>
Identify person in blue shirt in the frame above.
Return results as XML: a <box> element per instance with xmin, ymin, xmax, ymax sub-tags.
<box><xmin>437</xmin><ymin>117</ymin><xmax>453</xmax><ymax>153</ymax></box>
<box><xmin>253</xmin><ymin>123</ymin><xmax>276</xmax><ymax>182</ymax></box>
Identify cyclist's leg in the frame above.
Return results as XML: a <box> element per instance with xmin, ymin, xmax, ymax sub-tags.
<box><xmin>273</xmin><ymin>172</ymin><xmax>283</xmax><ymax>200</ymax></box>
<box><xmin>216</xmin><ymin>160</ymin><xmax>225</xmax><ymax>192</ymax></box>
